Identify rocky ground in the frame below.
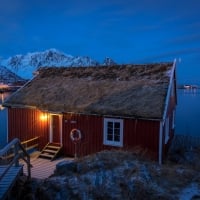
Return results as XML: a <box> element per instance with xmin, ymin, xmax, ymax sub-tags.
<box><xmin>9</xmin><ymin>145</ymin><xmax>200</xmax><ymax>200</ymax></box>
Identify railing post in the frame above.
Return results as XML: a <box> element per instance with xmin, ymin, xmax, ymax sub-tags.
<box><xmin>0</xmin><ymin>138</ymin><xmax>32</xmax><ymax>181</ymax></box>
<box><xmin>14</xmin><ymin>143</ymin><xmax>19</xmax><ymax>167</ymax></box>
<box><xmin>27</xmin><ymin>156</ymin><xmax>31</xmax><ymax>180</ymax></box>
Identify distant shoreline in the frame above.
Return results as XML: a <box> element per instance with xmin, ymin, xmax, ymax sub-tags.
<box><xmin>0</xmin><ymin>86</ymin><xmax>21</xmax><ymax>93</ymax></box>
<box><xmin>178</xmin><ymin>84</ymin><xmax>200</xmax><ymax>89</ymax></box>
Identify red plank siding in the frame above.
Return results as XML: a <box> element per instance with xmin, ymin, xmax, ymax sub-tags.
<box><xmin>8</xmin><ymin>109</ymin><xmax>162</xmax><ymax>160</ymax></box>
<box><xmin>8</xmin><ymin>108</ymin><xmax>49</xmax><ymax>150</ymax></box>
<box><xmin>124</xmin><ymin>119</ymin><xmax>160</xmax><ymax>159</ymax></box>
<box><xmin>62</xmin><ymin>113</ymin><xmax>160</xmax><ymax>160</ymax></box>
<box><xmin>62</xmin><ymin>114</ymin><xmax>103</xmax><ymax>157</ymax></box>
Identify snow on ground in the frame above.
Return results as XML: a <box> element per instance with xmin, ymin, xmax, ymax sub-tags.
<box><xmin>179</xmin><ymin>183</ymin><xmax>200</xmax><ymax>200</ymax></box>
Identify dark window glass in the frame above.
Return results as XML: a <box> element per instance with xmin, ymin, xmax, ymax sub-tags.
<box><xmin>107</xmin><ymin>134</ymin><xmax>113</xmax><ymax>141</ymax></box>
<box><xmin>108</xmin><ymin>122</ymin><xmax>113</xmax><ymax>128</ymax></box>
<box><xmin>107</xmin><ymin>122</ymin><xmax>113</xmax><ymax>141</ymax></box>
<box><xmin>114</xmin><ymin>135</ymin><xmax>120</xmax><ymax>141</ymax></box>
<box><xmin>114</xmin><ymin>122</ymin><xmax>120</xmax><ymax>129</ymax></box>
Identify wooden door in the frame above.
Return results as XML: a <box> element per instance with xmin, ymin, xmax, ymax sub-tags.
<box><xmin>52</xmin><ymin>115</ymin><xmax>60</xmax><ymax>143</ymax></box>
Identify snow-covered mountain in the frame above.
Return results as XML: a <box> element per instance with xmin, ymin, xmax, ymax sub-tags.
<box><xmin>103</xmin><ymin>57</ymin><xmax>116</xmax><ymax>66</ymax></box>
<box><xmin>0</xmin><ymin>65</ymin><xmax>25</xmax><ymax>84</ymax></box>
<box><xmin>0</xmin><ymin>49</ymin><xmax>116</xmax><ymax>79</ymax></box>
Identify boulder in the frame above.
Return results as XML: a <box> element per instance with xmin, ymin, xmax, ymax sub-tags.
<box><xmin>54</xmin><ymin>160</ymin><xmax>77</xmax><ymax>176</ymax></box>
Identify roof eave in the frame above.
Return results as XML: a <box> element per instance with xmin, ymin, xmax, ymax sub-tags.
<box><xmin>3</xmin><ymin>102</ymin><xmax>162</xmax><ymax>121</ymax></box>
<box><xmin>162</xmin><ymin>58</ymin><xmax>176</xmax><ymax>123</ymax></box>
<box><xmin>2</xmin><ymin>103</ymin><xmax>37</xmax><ymax>109</ymax></box>
<box><xmin>61</xmin><ymin>111</ymin><xmax>162</xmax><ymax>121</ymax></box>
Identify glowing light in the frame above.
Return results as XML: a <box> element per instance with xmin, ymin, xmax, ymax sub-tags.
<box><xmin>40</xmin><ymin>113</ymin><xmax>48</xmax><ymax>121</ymax></box>
<box><xmin>1</xmin><ymin>93</ymin><xmax>4</xmax><ymax>102</ymax></box>
<box><xmin>0</xmin><ymin>104</ymin><xmax>4</xmax><ymax>110</ymax></box>
<box><xmin>0</xmin><ymin>83</ymin><xmax>9</xmax><ymax>89</ymax></box>
<box><xmin>0</xmin><ymin>93</ymin><xmax>5</xmax><ymax>110</ymax></box>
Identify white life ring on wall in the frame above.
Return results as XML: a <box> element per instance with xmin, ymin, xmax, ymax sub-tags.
<box><xmin>70</xmin><ymin>128</ymin><xmax>82</xmax><ymax>143</ymax></box>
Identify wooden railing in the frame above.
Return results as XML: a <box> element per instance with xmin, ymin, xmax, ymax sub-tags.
<box><xmin>0</xmin><ymin>138</ymin><xmax>31</xmax><ymax>180</ymax></box>
<box><xmin>3</xmin><ymin>136</ymin><xmax>40</xmax><ymax>160</ymax></box>
<box><xmin>21</xmin><ymin>136</ymin><xmax>40</xmax><ymax>152</ymax></box>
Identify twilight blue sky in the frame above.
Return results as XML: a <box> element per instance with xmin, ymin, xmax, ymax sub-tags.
<box><xmin>0</xmin><ymin>0</ymin><xmax>200</xmax><ymax>84</ymax></box>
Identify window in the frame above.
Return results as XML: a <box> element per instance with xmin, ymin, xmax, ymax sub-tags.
<box><xmin>103</xmin><ymin>118</ymin><xmax>123</xmax><ymax>147</ymax></box>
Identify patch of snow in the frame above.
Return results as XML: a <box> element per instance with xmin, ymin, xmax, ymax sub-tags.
<box><xmin>0</xmin><ymin>49</ymin><xmax>118</xmax><ymax>80</ymax></box>
<box><xmin>166</xmin><ymin>69</ymin><xmax>172</xmax><ymax>77</ymax></box>
<box><xmin>176</xmin><ymin>168</ymin><xmax>185</xmax><ymax>174</ymax></box>
<box><xmin>0</xmin><ymin>49</ymin><xmax>101</xmax><ymax>79</ymax></box>
<box><xmin>49</xmin><ymin>176</ymin><xmax>67</xmax><ymax>184</ymax></box>
<box><xmin>0</xmin><ymin>65</ymin><xmax>25</xmax><ymax>83</ymax></box>
<box><xmin>102</xmin><ymin>57</ymin><xmax>116</xmax><ymax>66</ymax></box>
<box><xmin>179</xmin><ymin>183</ymin><xmax>200</xmax><ymax>200</ymax></box>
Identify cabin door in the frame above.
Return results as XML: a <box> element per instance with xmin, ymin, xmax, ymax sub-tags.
<box><xmin>50</xmin><ymin>115</ymin><xmax>62</xmax><ymax>144</ymax></box>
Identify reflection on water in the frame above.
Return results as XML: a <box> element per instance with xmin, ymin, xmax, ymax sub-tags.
<box><xmin>182</xmin><ymin>88</ymin><xmax>200</xmax><ymax>96</ymax></box>
<box><xmin>0</xmin><ymin>108</ymin><xmax>7</xmax><ymax>148</ymax></box>
<box><xmin>0</xmin><ymin>92</ymin><xmax>11</xmax><ymax>148</ymax></box>
<box><xmin>175</xmin><ymin>89</ymin><xmax>200</xmax><ymax>137</ymax></box>
<box><xmin>0</xmin><ymin>92</ymin><xmax>11</xmax><ymax>110</ymax></box>
<box><xmin>0</xmin><ymin>92</ymin><xmax>12</xmax><ymax>106</ymax></box>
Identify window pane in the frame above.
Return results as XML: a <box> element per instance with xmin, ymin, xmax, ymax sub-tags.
<box><xmin>107</xmin><ymin>121</ymin><xmax>113</xmax><ymax>141</ymax></box>
<box><xmin>114</xmin><ymin>129</ymin><xmax>120</xmax><ymax>142</ymax></box>
<box><xmin>114</xmin><ymin>135</ymin><xmax>120</xmax><ymax>142</ymax></box>
<box><xmin>107</xmin><ymin>133</ymin><xmax>113</xmax><ymax>141</ymax></box>
<box><xmin>114</xmin><ymin>122</ymin><xmax>120</xmax><ymax>142</ymax></box>
<box><xmin>108</xmin><ymin>122</ymin><xmax>113</xmax><ymax>128</ymax></box>
<box><xmin>114</xmin><ymin>128</ymin><xmax>120</xmax><ymax>135</ymax></box>
<box><xmin>107</xmin><ymin>127</ymin><xmax>113</xmax><ymax>134</ymax></box>
<box><xmin>114</xmin><ymin>122</ymin><xmax>120</xmax><ymax>129</ymax></box>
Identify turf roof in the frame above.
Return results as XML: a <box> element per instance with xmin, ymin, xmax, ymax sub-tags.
<box><xmin>4</xmin><ymin>63</ymin><xmax>174</xmax><ymax>119</ymax></box>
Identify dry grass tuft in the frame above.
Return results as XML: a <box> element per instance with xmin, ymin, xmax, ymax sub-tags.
<box><xmin>11</xmin><ymin>149</ymin><xmax>200</xmax><ymax>199</ymax></box>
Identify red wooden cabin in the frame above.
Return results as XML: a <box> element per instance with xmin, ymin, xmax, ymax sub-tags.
<box><xmin>3</xmin><ymin>61</ymin><xmax>177</xmax><ymax>164</ymax></box>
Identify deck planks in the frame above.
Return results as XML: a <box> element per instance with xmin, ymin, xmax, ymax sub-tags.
<box><xmin>21</xmin><ymin>152</ymin><xmax>74</xmax><ymax>179</ymax></box>
<box><xmin>0</xmin><ymin>153</ymin><xmax>74</xmax><ymax>199</ymax></box>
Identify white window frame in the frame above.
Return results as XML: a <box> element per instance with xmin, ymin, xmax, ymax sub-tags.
<box><xmin>103</xmin><ymin>118</ymin><xmax>123</xmax><ymax>147</ymax></box>
<box><xmin>164</xmin><ymin>117</ymin><xmax>169</xmax><ymax>144</ymax></box>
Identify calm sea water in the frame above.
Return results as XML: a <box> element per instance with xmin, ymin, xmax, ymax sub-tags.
<box><xmin>175</xmin><ymin>88</ymin><xmax>200</xmax><ymax>137</ymax></box>
<box><xmin>0</xmin><ymin>92</ymin><xmax>10</xmax><ymax>148</ymax></box>
<box><xmin>0</xmin><ymin>89</ymin><xmax>199</xmax><ymax>148</ymax></box>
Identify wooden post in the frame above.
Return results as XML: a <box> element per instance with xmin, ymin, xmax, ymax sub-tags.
<box><xmin>14</xmin><ymin>143</ymin><xmax>19</xmax><ymax>167</ymax></box>
<box><xmin>27</xmin><ymin>156</ymin><xmax>31</xmax><ymax>180</ymax></box>
<box><xmin>74</xmin><ymin>143</ymin><xmax>77</xmax><ymax>159</ymax></box>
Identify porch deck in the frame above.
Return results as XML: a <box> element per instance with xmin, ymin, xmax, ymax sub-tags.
<box><xmin>21</xmin><ymin>151</ymin><xmax>74</xmax><ymax>179</ymax></box>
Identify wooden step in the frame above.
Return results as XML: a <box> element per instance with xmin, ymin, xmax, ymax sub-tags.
<box><xmin>38</xmin><ymin>143</ymin><xmax>62</xmax><ymax>161</ymax></box>
<box><xmin>46</xmin><ymin>145</ymin><xmax>60</xmax><ymax>150</ymax></box>
<box><xmin>39</xmin><ymin>153</ymin><xmax>54</xmax><ymax>159</ymax></box>
<box><xmin>42</xmin><ymin>149</ymin><xmax>58</xmax><ymax>154</ymax></box>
